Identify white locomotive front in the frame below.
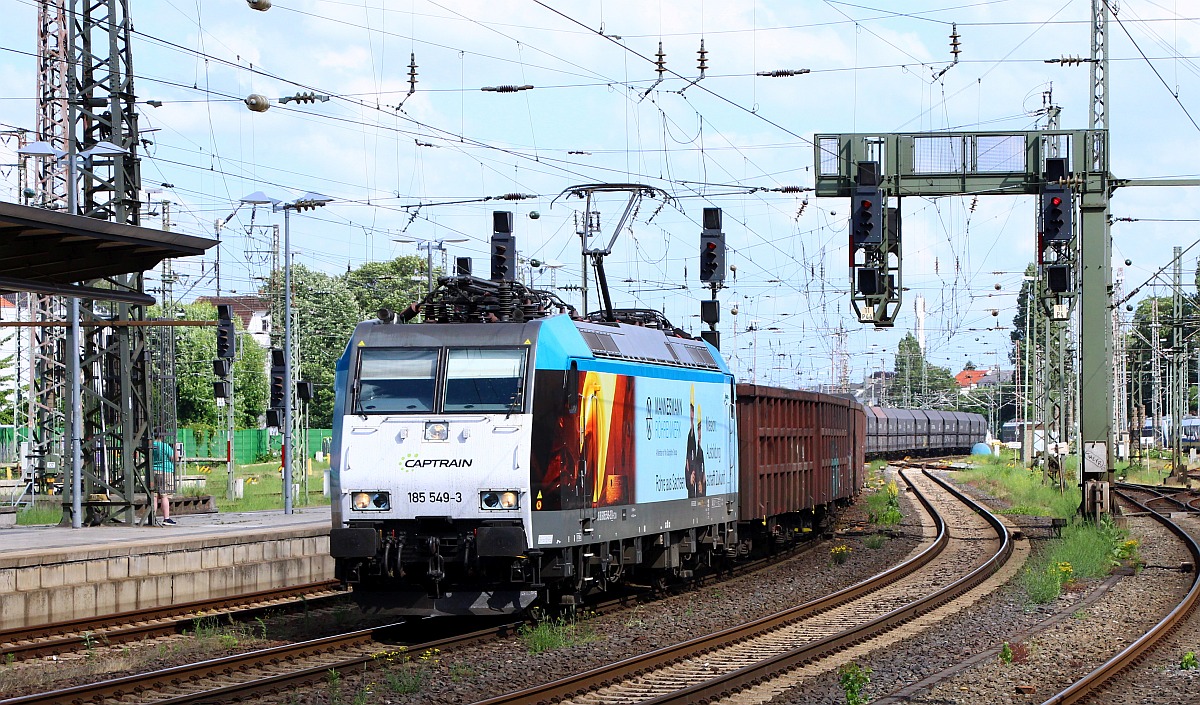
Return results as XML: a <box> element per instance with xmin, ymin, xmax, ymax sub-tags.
<box><xmin>330</xmin><ymin>320</ymin><xmax>542</xmax><ymax>615</ymax></box>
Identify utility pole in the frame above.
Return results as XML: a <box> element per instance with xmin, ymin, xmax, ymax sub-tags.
<box><xmin>1112</xmin><ymin>266</ymin><xmax>1128</xmax><ymax>460</ymax></box>
<box><xmin>1171</xmin><ymin>246</ymin><xmax>1185</xmax><ymax>478</ymax></box>
<box><xmin>1151</xmin><ymin>299</ymin><xmax>1162</xmax><ymax>452</ymax></box>
<box><xmin>150</xmin><ymin>201</ymin><xmax>179</xmax><ymax>482</ymax></box>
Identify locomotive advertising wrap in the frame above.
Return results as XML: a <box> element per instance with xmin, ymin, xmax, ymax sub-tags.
<box><xmin>529</xmin><ymin>369</ymin><xmax>736</xmax><ymax>512</ymax></box>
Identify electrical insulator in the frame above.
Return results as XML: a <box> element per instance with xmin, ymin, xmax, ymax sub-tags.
<box><xmin>481</xmin><ymin>85</ymin><xmax>534</xmax><ymax>93</ymax></box>
<box><xmin>244</xmin><ymin>94</ymin><xmax>270</xmax><ymax>112</ymax></box>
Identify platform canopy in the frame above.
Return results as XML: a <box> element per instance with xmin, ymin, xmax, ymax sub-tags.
<box><xmin>0</xmin><ymin>200</ymin><xmax>217</xmax><ymax>304</ymax></box>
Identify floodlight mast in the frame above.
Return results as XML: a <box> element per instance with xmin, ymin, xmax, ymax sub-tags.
<box><xmin>551</xmin><ymin>183</ymin><xmax>672</xmax><ymax>322</ymax></box>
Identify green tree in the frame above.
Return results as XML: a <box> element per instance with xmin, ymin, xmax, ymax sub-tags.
<box><xmin>890</xmin><ymin>333</ymin><xmax>959</xmax><ymax>409</ymax></box>
<box><xmin>234</xmin><ymin>331</ymin><xmax>268</xmax><ymax>428</ymax></box>
<box><xmin>269</xmin><ymin>265</ymin><xmax>362</xmax><ymax>428</ymax></box>
<box><xmin>0</xmin><ymin>332</ymin><xmax>14</xmax><ymax>426</ymax></box>
<box><xmin>344</xmin><ymin>255</ymin><xmax>427</xmax><ymax>318</ymax></box>
<box><xmin>1011</xmin><ymin>263</ymin><xmax>1041</xmax><ymax>365</ymax></box>
<box><xmin>156</xmin><ymin>302</ymin><xmax>267</xmax><ymax>429</ymax></box>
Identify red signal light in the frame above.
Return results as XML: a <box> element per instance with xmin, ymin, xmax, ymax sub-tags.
<box><xmin>1050</xmin><ymin>196</ymin><xmax>1062</xmax><ymax>207</ymax></box>
<box><xmin>860</xmin><ymin>199</ymin><xmax>873</xmax><ymax>210</ymax></box>
<box><xmin>705</xmin><ymin>241</ymin><xmax>717</xmax><ymax>251</ymax></box>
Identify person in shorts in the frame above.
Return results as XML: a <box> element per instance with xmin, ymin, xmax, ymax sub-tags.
<box><xmin>151</xmin><ymin>438</ymin><xmax>177</xmax><ymax>525</ymax></box>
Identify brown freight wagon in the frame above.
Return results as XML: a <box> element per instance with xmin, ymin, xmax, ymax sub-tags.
<box><xmin>735</xmin><ymin>384</ymin><xmax>866</xmax><ymax>539</ymax></box>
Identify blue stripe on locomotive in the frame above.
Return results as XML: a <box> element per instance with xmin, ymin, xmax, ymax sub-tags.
<box><xmin>329</xmin><ymin>335</ymin><xmax>353</xmax><ymax>514</ymax></box>
<box><xmin>533</xmin><ymin>314</ymin><xmax>733</xmax><ymax>381</ymax></box>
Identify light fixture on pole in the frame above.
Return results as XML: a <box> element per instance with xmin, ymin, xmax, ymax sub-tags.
<box><xmin>211</xmin><ymin>190</ymin><xmax>282</xmax><ymax>502</ymax></box>
<box><xmin>393</xmin><ymin>237</ymin><xmax>468</xmax><ymax>294</ymax></box>
<box><xmin>274</xmin><ymin>192</ymin><xmax>332</xmax><ymax>514</ymax></box>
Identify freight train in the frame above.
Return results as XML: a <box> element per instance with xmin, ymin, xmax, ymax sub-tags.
<box><xmin>327</xmin><ymin>275</ymin><xmax>983</xmax><ymax>616</ymax></box>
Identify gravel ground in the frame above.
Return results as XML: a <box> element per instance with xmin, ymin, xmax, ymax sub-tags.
<box><xmin>362</xmin><ymin>469</ymin><xmax>1189</xmax><ymax>705</ymax></box>
<box><xmin>286</xmin><ymin>475</ymin><xmax>927</xmax><ymax>705</ymax></box>
<box><xmin>8</xmin><ymin>467</ymin><xmax>1193</xmax><ymax>705</ymax></box>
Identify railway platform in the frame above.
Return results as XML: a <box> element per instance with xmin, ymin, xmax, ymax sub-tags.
<box><xmin>0</xmin><ymin>507</ymin><xmax>333</xmax><ymax>630</ymax></box>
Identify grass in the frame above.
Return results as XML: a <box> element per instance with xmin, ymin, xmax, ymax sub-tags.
<box><xmin>518</xmin><ymin>617</ymin><xmax>598</xmax><ymax>654</ymax></box>
<box><xmin>199</xmin><ymin>458</ymin><xmax>332</xmax><ymax>513</ymax></box>
<box><xmin>12</xmin><ymin>455</ymin><xmax>333</xmax><ymax>526</ymax></box>
<box><xmin>367</xmin><ymin>648</ymin><xmax>440</xmax><ymax>696</ymax></box>
<box><xmin>864</xmin><ymin>479</ymin><xmax>902</xmax><ymax>527</ymax></box>
<box><xmin>957</xmin><ymin>454</ymin><xmax>1079</xmax><ymax>518</ymax></box>
<box><xmin>16</xmin><ymin>501</ymin><xmax>63</xmax><ymax>525</ymax></box>
<box><xmin>1021</xmin><ymin>519</ymin><xmax>1138</xmax><ymax>603</ymax></box>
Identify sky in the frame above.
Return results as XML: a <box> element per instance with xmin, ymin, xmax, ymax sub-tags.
<box><xmin>1</xmin><ymin>0</ymin><xmax>1198</xmax><ymax>391</ymax></box>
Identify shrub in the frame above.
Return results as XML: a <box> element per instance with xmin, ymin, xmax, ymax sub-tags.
<box><xmin>837</xmin><ymin>663</ymin><xmax>872</xmax><ymax>705</ymax></box>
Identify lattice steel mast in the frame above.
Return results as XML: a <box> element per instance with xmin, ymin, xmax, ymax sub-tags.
<box><xmin>34</xmin><ymin>0</ymin><xmax>151</xmax><ymax>524</ymax></box>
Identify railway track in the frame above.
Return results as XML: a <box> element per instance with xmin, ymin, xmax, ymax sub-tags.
<box><xmin>0</xmin><ymin>618</ymin><xmax>524</xmax><ymax>705</ymax></box>
<box><xmin>1033</xmin><ymin>484</ymin><xmax>1200</xmax><ymax>705</ymax></box>
<box><xmin>0</xmin><ymin>490</ymin><xmax>869</xmax><ymax>704</ymax></box>
<box><xmin>0</xmin><ymin>580</ymin><xmax>346</xmax><ymax>661</ymax></box>
<box><xmin>463</xmin><ymin>466</ymin><xmax>1011</xmax><ymax>705</ymax></box>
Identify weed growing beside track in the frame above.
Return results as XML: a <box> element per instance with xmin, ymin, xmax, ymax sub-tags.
<box><xmin>956</xmin><ymin>454</ymin><xmax>1078</xmax><ymax>517</ymax></box>
<box><xmin>1021</xmin><ymin>521</ymin><xmax>1140</xmax><ymax>603</ymax></box>
<box><xmin>956</xmin><ymin>453</ymin><xmax>1143</xmax><ymax>604</ymax></box>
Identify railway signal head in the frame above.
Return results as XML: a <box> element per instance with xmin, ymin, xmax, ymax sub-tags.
<box><xmin>699</xmin><ymin>207</ymin><xmax>726</xmax><ymax>283</ymax></box>
<box><xmin>216</xmin><ymin>320</ymin><xmax>237</xmax><ymax>359</ymax></box>
<box><xmin>1042</xmin><ymin>188</ymin><xmax>1072</xmax><ymax>242</ymax></box>
<box><xmin>850</xmin><ymin>188</ymin><xmax>883</xmax><ymax>246</ymax></box>
<box><xmin>490</xmin><ymin>210</ymin><xmax>516</xmax><ymax>282</ymax></box>
<box><xmin>215</xmin><ymin>304</ymin><xmax>237</xmax><ymax>359</ymax></box>
<box><xmin>269</xmin><ymin>348</ymin><xmax>285</xmax><ymax>410</ymax></box>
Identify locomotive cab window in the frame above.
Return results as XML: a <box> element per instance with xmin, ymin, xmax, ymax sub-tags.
<box><xmin>356</xmin><ymin>349</ymin><xmax>438</xmax><ymax>413</ymax></box>
<box><xmin>444</xmin><ymin>348</ymin><xmax>527</xmax><ymax>412</ymax></box>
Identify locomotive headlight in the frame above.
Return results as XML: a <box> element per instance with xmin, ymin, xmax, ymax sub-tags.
<box><xmin>481</xmin><ymin>490</ymin><xmax>520</xmax><ymax>510</ymax></box>
<box><xmin>350</xmin><ymin>491</ymin><xmax>390</xmax><ymax>511</ymax></box>
<box><xmin>424</xmin><ymin>421</ymin><xmax>450</xmax><ymax>441</ymax></box>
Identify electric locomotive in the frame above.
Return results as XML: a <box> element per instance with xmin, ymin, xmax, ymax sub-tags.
<box><xmin>329</xmin><ymin>276</ymin><xmax>739</xmax><ymax>616</ymax></box>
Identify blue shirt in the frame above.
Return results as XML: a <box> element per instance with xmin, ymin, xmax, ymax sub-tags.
<box><xmin>152</xmin><ymin>440</ymin><xmax>175</xmax><ymax>474</ymax></box>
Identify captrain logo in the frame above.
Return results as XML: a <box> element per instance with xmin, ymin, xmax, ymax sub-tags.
<box><xmin>398</xmin><ymin>452</ymin><xmax>473</xmax><ymax>470</ymax></box>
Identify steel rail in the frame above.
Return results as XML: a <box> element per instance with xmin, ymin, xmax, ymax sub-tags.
<box><xmin>0</xmin><ymin>618</ymin><xmax>525</xmax><ymax>705</ymax></box>
<box><xmin>465</xmin><ymin>467</ymin><xmax>958</xmax><ymax>705</ymax></box>
<box><xmin>1</xmin><ymin>510</ymin><xmax>843</xmax><ymax>704</ymax></box>
<box><xmin>0</xmin><ymin>580</ymin><xmax>344</xmax><ymax>661</ymax></box>
<box><xmin>1115</xmin><ymin>482</ymin><xmax>1198</xmax><ymax>515</ymax></box>
<box><xmin>1038</xmin><ymin>488</ymin><xmax>1200</xmax><ymax>705</ymax></box>
<box><xmin>631</xmin><ymin>468</ymin><xmax>1013</xmax><ymax>705</ymax></box>
<box><xmin>127</xmin><ymin>541</ymin><xmax>827</xmax><ymax>704</ymax></box>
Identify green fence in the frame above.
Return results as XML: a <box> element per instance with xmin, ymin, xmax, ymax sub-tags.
<box><xmin>0</xmin><ymin>426</ymin><xmax>331</xmax><ymax>468</ymax></box>
<box><xmin>0</xmin><ymin>425</ymin><xmax>23</xmax><ymax>464</ymax></box>
<box><xmin>174</xmin><ymin>428</ymin><xmax>332</xmax><ymax>466</ymax></box>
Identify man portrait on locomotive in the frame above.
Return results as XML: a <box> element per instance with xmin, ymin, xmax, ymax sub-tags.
<box><xmin>685</xmin><ymin>390</ymin><xmax>707</xmax><ymax>497</ymax></box>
